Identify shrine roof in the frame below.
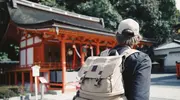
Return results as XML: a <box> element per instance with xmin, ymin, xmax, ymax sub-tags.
<box><xmin>7</xmin><ymin>0</ymin><xmax>113</xmax><ymax>34</ymax></box>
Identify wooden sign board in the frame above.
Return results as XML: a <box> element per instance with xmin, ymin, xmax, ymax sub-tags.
<box><xmin>31</xmin><ymin>65</ymin><xmax>40</xmax><ymax>77</ymax></box>
<box><xmin>39</xmin><ymin>77</ymin><xmax>48</xmax><ymax>84</ymax></box>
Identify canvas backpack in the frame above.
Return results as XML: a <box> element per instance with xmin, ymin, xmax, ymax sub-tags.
<box><xmin>74</xmin><ymin>48</ymin><xmax>139</xmax><ymax>100</ymax></box>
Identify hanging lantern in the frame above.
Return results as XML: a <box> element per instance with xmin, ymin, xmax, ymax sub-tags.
<box><xmin>72</xmin><ymin>44</ymin><xmax>76</xmax><ymax>49</ymax></box>
<box><xmin>83</xmin><ymin>45</ymin><xmax>87</xmax><ymax>53</ymax></box>
<box><xmin>67</xmin><ymin>49</ymin><xmax>73</xmax><ymax>56</ymax></box>
<box><xmin>178</xmin><ymin>29</ymin><xmax>180</xmax><ymax>34</ymax></box>
<box><xmin>90</xmin><ymin>46</ymin><xmax>93</xmax><ymax>50</ymax></box>
<box><xmin>56</xmin><ymin>26</ymin><xmax>59</xmax><ymax>35</ymax></box>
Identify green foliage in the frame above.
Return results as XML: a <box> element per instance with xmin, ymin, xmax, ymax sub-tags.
<box><xmin>175</xmin><ymin>10</ymin><xmax>180</xmax><ymax>24</ymax></box>
<box><xmin>10</xmin><ymin>44</ymin><xmax>19</xmax><ymax>56</ymax></box>
<box><xmin>40</xmin><ymin>0</ymin><xmax>177</xmax><ymax>44</ymax></box>
<box><xmin>0</xmin><ymin>52</ymin><xmax>10</xmax><ymax>61</ymax></box>
<box><xmin>75</xmin><ymin>0</ymin><xmax>122</xmax><ymax>31</ymax></box>
<box><xmin>110</xmin><ymin>0</ymin><xmax>176</xmax><ymax>44</ymax></box>
<box><xmin>0</xmin><ymin>43</ymin><xmax>19</xmax><ymax>61</ymax></box>
<box><xmin>40</xmin><ymin>0</ymin><xmax>58</xmax><ymax>7</ymax></box>
<box><xmin>0</xmin><ymin>86</ymin><xmax>21</xmax><ymax>99</ymax></box>
<box><xmin>40</xmin><ymin>0</ymin><xmax>66</xmax><ymax>10</ymax></box>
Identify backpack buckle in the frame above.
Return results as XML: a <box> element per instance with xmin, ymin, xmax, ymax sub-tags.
<box><xmin>79</xmin><ymin>71</ymin><xmax>87</xmax><ymax>84</ymax></box>
<box><xmin>94</xmin><ymin>78</ymin><xmax>102</xmax><ymax>86</ymax></box>
<box><xmin>94</xmin><ymin>71</ymin><xmax>103</xmax><ymax>86</ymax></box>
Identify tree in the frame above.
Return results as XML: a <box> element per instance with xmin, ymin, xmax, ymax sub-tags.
<box><xmin>169</xmin><ymin>10</ymin><xmax>180</xmax><ymax>40</ymax></box>
<box><xmin>0</xmin><ymin>41</ymin><xmax>19</xmax><ymax>61</ymax></box>
<box><xmin>39</xmin><ymin>0</ymin><xmax>177</xmax><ymax>44</ymax></box>
<box><xmin>0</xmin><ymin>52</ymin><xmax>11</xmax><ymax>61</ymax></box>
<box><xmin>74</xmin><ymin>0</ymin><xmax>122</xmax><ymax>31</ymax></box>
<box><xmin>40</xmin><ymin>0</ymin><xmax>66</xmax><ymax>10</ymax></box>
<box><xmin>110</xmin><ymin>0</ymin><xmax>177</xmax><ymax>44</ymax></box>
<box><xmin>174</xmin><ymin>9</ymin><xmax>180</xmax><ymax>24</ymax></box>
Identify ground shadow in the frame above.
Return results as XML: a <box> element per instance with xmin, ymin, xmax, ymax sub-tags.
<box><xmin>151</xmin><ymin>74</ymin><xmax>180</xmax><ymax>86</ymax></box>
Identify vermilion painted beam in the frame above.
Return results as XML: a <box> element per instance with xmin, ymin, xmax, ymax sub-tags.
<box><xmin>72</xmin><ymin>46</ymin><xmax>76</xmax><ymax>70</ymax></box>
<box><xmin>41</xmin><ymin>43</ymin><xmax>45</xmax><ymax>63</ymax></box>
<box><xmin>96</xmin><ymin>42</ymin><xmax>100</xmax><ymax>56</ymax></box>
<box><xmin>30</xmin><ymin>71</ymin><xmax>33</xmax><ymax>92</ymax></box>
<box><xmin>15</xmin><ymin>72</ymin><xmax>17</xmax><ymax>85</ymax></box>
<box><xmin>22</xmin><ymin>72</ymin><xmax>24</xmax><ymax>87</ymax></box>
<box><xmin>80</xmin><ymin>45</ymin><xmax>85</xmax><ymax>66</ymax></box>
<box><xmin>25</xmin><ymin>35</ymin><xmax>27</xmax><ymax>67</ymax></box>
<box><xmin>60</xmin><ymin>39</ymin><xmax>66</xmax><ymax>93</ymax></box>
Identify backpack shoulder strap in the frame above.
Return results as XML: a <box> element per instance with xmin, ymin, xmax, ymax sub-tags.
<box><xmin>121</xmin><ymin>49</ymin><xmax>140</xmax><ymax>59</ymax></box>
<box><xmin>100</xmin><ymin>49</ymin><xmax>110</xmax><ymax>56</ymax></box>
<box><xmin>120</xmin><ymin>49</ymin><xmax>140</xmax><ymax>72</ymax></box>
<box><xmin>100</xmin><ymin>49</ymin><xmax>119</xmax><ymax>56</ymax></box>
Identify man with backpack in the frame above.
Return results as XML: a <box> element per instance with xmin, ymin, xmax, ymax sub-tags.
<box><xmin>74</xmin><ymin>18</ymin><xmax>152</xmax><ymax>100</ymax></box>
<box><xmin>111</xmin><ymin>18</ymin><xmax>152</xmax><ymax>100</ymax></box>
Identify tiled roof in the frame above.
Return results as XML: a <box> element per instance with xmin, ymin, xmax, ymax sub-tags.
<box><xmin>7</xmin><ymin>0</ymin><xmax>111</xmax><ymax>33</ymax></box>
<box><xmin>154</xmin><ymin>40</ymin><xmax>180</xmax><ymax>50</ymax></box>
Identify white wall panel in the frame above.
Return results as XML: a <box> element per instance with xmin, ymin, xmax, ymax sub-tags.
<box><xmin>21</xmin><ymin>36</ymin><xmax>25</xmax><ymax>40</ymax></box>
<box><xmin>27</xmin><ymin>47</ymin><xmax>34</xmax><ymax>65</ymax></box>
<box><xmin>34</xmin><ymin>36</ymin><xmax>42</xmax><ymax>43</ymax></box>
<box><xmin>164</xmin><ymin>52</ymin><xmax>180</xmax><ymax>67</ymax></box>
<box><xmin>27</xmin><ymin>38</ymin><xmax>33</xmax><ymax>46</ymax></box>
<box><xmin>20</xmin><ymin>41</ymin><xmax>26</xmax><ymax>48</ymax></box>
<box><xmin>20</xmin><ymin>50</ymin><xmax>26</xmax><ymax>66</ymax></box>
<box><xmin>27</xmin><ymin>34</ymin><xmax>31</xmax><ymax>38</ymax></box>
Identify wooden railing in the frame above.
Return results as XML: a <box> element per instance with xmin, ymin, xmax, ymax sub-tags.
<box><xmin>4</xmin><ymin>62</ymin><xmax>81</xmax><ymax>71</ymax></box>
<box><xmin>34</xmin><ymin>62</ymin><xmax>62</xmax><ymax>69</ymax></box>
<box><xmin>45</xmin><ymin>83</ymin><xmax>63</xmax><ymax>90</ymax></box>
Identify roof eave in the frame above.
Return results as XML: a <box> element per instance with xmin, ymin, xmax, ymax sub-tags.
<box><xmin>15</xmin><ymin>0</ymin><xmax>101</xmax><ymax>23</ymax></box>
<box><xmin>53</xmin><ymin>24</ymin><xmax>115</xmax><ymax>37</ymax></box>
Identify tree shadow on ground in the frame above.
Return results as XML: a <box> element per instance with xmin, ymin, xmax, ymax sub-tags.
<box><xmin>151</xmin><ymin>74</ymin><xmax>180</xmax><ymax>86</ymax></box>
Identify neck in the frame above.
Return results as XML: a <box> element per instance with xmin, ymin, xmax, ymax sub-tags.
<box><xmin>117</xmin><ymin>44</ymin><xmax>133</xmax><ymax>48</ymax></box>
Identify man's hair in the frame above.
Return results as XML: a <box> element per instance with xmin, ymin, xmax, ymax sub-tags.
<box><xmin>116</xmin><ymin>31</ymin><xmax>142</xmax><ymax>46</ymax></box>
<box><xmin>116</xmin><ymin>18</ymin><xmax>142</xmax><ymax>46</ymax></box>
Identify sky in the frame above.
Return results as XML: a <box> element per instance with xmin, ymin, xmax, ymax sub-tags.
<box><xmin>176</xmin><ymin>0</ymin><xmax>180</xmax><ymax>10</ymax></box>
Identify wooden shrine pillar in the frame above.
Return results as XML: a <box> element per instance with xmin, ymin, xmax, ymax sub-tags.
<box><xmin>72</xmin><ymin>45</ymin><xmax>76</xmax><ymax>70</ymax></box>
<box><xmin>8</xmin><ymin>72</ymin><xmax>11</xmax><ymax>85</ymax></box>
<box><xmin>5</xmin><ymin>72</ymin><xmax>7</xmax><ymax>85</ymax></box>
<box><xmin>80</xmin><ymin>45</ymin><xmax>85</xmax><ymax>66</ymax></box>
<box><xmin>60</xmin><ymin>39</ymin><xmax>66</xmax><ymax>93</ymax></box>
<box><xmin>15</xmin><ymin>72</ymin><xmax>17</xmax><ymax>85</ymax></box>
<box><xmin>21</xmin><ymin>72</ymin><xmax>24</xmax><ymax>86</ymax></box>
<box><xmin>0</xmin><ymin>74</ymin><xmax>1</xmax><ymax>84</ymax></box>
<box><xmin>1</xmin><ymin>74</ymin><xmax>3</xmax><ymax>84</ymax></box>
<box><xmin>41</xmin><ymin>43</ymin><xmax>45</xmax><ymax>63</ymax></box>
<box><xmin>30</xmin><ymin>71</ymin><xmax>33</xmax><ymax>92</ymax></box>
<box><xmin>96</xmin><ymin>42</ymin><xmax>100</xmax><ymax>56</ymax></box>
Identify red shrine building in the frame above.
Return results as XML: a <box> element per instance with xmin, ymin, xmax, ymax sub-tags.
<box><xmin>0</xmin><ymin>0</ymin><xmax>153</xmax><ymax>93</ymax></box>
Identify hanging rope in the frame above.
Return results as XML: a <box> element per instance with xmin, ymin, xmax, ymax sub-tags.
<box><xmin>90</xmin><ymin>46</ymin><xmax>93</xmax><ymax>56</ymax></box>
<box><xmin>73</xmin><ymin>45</ymin><xmax>81</xmax><ymax>58</ymax></box>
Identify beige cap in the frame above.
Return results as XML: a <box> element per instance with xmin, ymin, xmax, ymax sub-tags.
<box><xmin>117</xmin><ymin>18</ymin><xmax>140</xmax><ymax>36</ymax></box>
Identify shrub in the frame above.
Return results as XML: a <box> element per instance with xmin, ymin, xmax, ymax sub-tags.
<box><xmin>0</xmin><ymin>85</ymin><xmax>23</xmax><ymax>99</ymax></box>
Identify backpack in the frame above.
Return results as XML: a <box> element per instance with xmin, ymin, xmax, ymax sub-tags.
<box><xmin>74</xmin><ymin>48</ymin><xmax>139</xmax><ymax>100</ymax></box>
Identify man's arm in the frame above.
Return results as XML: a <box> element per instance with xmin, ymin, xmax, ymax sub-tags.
<box><xmin>129</xmin><ymin>53</ymin><xmax>152</xmax><ymax>100</ymax></box>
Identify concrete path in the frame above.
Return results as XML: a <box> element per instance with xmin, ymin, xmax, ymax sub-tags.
<box><xmin>6</xmin><ymin>74</ymin><xmax>180</xmax><ymax>100</ymax></box>
<box><xmin>150</xmin><ymin>74</ymin><xmax>180</xmax><ymax>100</ymax></box>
